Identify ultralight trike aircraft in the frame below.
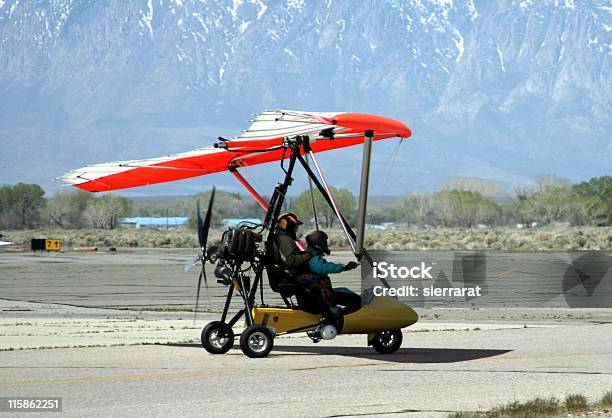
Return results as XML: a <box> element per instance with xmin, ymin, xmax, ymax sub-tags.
<box><xmin>60</xmin><ymin>109</ymin><xmax>419</xmax><ymax>358</ymax></box>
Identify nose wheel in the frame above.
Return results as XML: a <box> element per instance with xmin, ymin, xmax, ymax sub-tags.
<box><xmin>201</xmin><ymin>321</ymin><xmax>234</xmax><ymax>354</ymax></box>
<box><xmin>371</xmin><ymin>329</ymin><xmax>403</xmax><ymax>354</ymax></box>
<box><xmin>240</xmin><ymin>325</ymin><xmax>274</xmax><ymax>358</ymax></box>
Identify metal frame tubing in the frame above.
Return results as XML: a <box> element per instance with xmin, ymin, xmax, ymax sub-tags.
<box><xmin>229</xmin><ymin>166</ymin><xmax>269</xmax><ymax>211</ymax></box>
<box><xmin>355</xmin><ymin>130</ymin><xmax>374</xmax><ymax>257</ymax></box>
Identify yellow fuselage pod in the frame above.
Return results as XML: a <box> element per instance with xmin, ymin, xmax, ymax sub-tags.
<box><xmin>342</xmin><ymin>296</ymin><xmax>418</xmax><ymax>333</ymax></box>
<box><xmin>251</xmin><ymin>306</ymin><xmax>320</xmax><ymax>335</ymax></box>
<box><xmin>251</xmin><ymin>296</ymin><xmax>418</xmax><ymax>335</ymax></box>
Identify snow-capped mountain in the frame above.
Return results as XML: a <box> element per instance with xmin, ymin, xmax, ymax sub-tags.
<box><xmin>0</xmin><ymin>0</ymin><xmax>610</xmax><ymax>194</ymax></box>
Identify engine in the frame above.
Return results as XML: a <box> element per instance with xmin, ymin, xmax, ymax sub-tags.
<box><xmin>212</xmin><ymin>225</ymin><xmax>264</xmax><ymax>285</ymax></box>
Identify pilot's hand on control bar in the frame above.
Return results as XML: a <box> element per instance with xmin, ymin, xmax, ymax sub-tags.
<box><xmin>343</xmin><ymin>261</ymin><xmax>359</xmax><ymax>271</ymax></box>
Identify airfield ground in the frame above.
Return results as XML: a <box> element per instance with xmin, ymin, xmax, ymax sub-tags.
<box><xmin>1</xmin><ymin>249</ymin><xmax>611</xmax><ymax>416</ymax></box>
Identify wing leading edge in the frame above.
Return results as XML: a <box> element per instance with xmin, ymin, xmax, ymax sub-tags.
<box><xmin>60</xmin><ymin>109</ymin><xmax>411</xmax><ymax>192</ymax></box>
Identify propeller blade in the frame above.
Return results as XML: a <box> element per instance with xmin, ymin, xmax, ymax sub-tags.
<box><xmin>201</xmin><ymin>262</ymin><xmax>208</xmax><ymax>288</ymax></box>
<box><xmin>184</xmin><ymin>255</ymin><xmax>201</xmax><ymax>272</ymax></box>
<box><xmin>196</xmin><ymin>199</ymin><xmax>204</xmax><ymax>249</ymax></box>
<box><xmin>194</xmin><ymin>268</ymin><xmax>204</xmax><ymax>322</ymax></box>
<box><xmin>193</xmin><ymin>187</ymin><xmax>214</xmax><ymax>322</ymax></box>
<box><xmin>201</xmin><ymin>187</ymin><xmax>215</xmax><ymax>251</ymax></box>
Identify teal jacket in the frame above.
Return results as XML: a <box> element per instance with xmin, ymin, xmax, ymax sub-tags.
<box><xmin>307</xmin><ymin>245</ymin><xmax>343</xmax><ymax>275</ymax></box>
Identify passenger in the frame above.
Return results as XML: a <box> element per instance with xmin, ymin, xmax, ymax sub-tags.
<box><xmin>303</xmin><ymin>230</ymin><xmax>361</xmax><ymax>316</ymax></box>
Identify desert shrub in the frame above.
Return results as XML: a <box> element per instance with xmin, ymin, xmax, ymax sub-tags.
<box><xmin>501</xmin><ymin>397</ymin><xmax>561</xmax><ymax>416</ymax></box>
<box><xmin>154</xmin><ymin>236</ymin><xmax>171</xmax><ymax>247</ymax></box>
<box><xmin>600</xmin><ymin>390</ymin><xmax>612</xmax><ymax>406</ymax></box>
<box><xmin>564</xmin><ymin>393</ymin><xmax>588</xmax><ymax>411</ymax></box>
<box><xmin>552</xmin><ymin>234</ymin><xmax>570</xmax><ymax>249</ymax></box>
<box><xmin>3</xmin><ymin>226</ymin><xmax>611</xmax><ymax>251</ymax></box>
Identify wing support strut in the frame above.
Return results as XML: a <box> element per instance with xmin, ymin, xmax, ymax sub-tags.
<box><xmin>229</xmin><ymin>166</ymin><xmax>269</xmax><ymax>212</ymax></box>
<box><xmin>355</xmin><ymin>130</ymin><xmax>374</xmax><ymax>258</ymax></box>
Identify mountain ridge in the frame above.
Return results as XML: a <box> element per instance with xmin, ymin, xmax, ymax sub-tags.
<box><xmin>0</xmin><ymin>0</ymin><xmax>609</xmax><ymax>195</ymax></box>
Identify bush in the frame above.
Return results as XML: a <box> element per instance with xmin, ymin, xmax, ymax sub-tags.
<box><xmin>2</xmin><ymin>226</ymin><xmax>612</xmax><ymax>251</ymax></box>
<box><xmin>600</xmin><ymin>390</ymin><xmax>612</xmax><ymax>407</ymax></box>
<box><xmin>495</xmin><ymin>397</ymin><xmax>561</xmax><ymax>417</ymax></box>
<box><xmin>564</xmin><ymin>393</ymin><xmax>588</xmax><ymax>411</ymax></box>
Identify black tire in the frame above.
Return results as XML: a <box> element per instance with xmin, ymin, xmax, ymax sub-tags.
<box><xmin>239</xmin><ymin>325</ymin><xmax>274</xmax><ymax>358</ymax></box>
<box><xmin>371</xmin><ymin>329</ymin><xmax>403</xmax><ymax>354</ymax></box>
<box><xmin>201</xmin><ymin>321</ymin><xmax>234</xmax><ymax>354</ymax></box>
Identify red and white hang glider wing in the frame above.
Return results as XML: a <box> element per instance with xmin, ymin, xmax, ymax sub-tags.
<box><xmin>60</xmin><ymin>109</ymin><xmax>411</xmax><ymax>192</ymax></box>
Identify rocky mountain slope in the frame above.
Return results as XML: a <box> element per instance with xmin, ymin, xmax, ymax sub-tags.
<box><xmin>0</xmin><ymin>0</ymin><xmax>610</xmax><ymax>195</ymax></box>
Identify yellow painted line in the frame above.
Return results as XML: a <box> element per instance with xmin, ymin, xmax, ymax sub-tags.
<box><xmin>498</xmin><ymin>267</ymin><xmax>519</xmax><ymax>277</ymax></box>
<box><xmin>2</xmin><ymin>361</ymin><xmax>391</xmax><ymax>385</ymax></box>
<box><xmin>291</xmin><ymin>362</ymin><xmax>378</xmax><ymax>371</ymax></box>
<box><xmin>1</xmin><ymin>369</ymin><xmax>245</xmax><ymax>386</ymax></box>
<box><xmin>481</xmin><ymin>351</ymin><xmax>612</xmax><ymax>362</ymax></box>
<box><xmin>7</xmin><ymin>349</ymin><xmax>608</xmax><ymax>386</ymax></box>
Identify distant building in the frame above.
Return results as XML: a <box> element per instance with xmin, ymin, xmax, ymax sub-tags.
<box><xmin>119</xmin><ymin>217</ymin><xmax>190</xmax><ymax>229</ymax></box>
<box><xmin>365</xmin><ymin>222</ymin><xmax>400</xmax><ymax>230</ymax></box>
<box><xmin>221</xmin><ymin>218</ymin><xmax>262</xmax><ymax>227</ymax></box>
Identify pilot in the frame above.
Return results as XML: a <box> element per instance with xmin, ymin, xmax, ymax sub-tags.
<box><xmin>304</xmin><ymin>230</ymin><xmax>361</xmax><ymax>316</ymax></box>
<box><xmin>276</xmin><ymin>212</ymin><xmax>311</xmax><ymax>275</ymax></box>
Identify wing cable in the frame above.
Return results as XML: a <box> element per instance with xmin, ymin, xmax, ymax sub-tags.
<box><xmin>304</xmin><ymin>153</ymin><xmax>319</xmax><ymax>230</ymax></box>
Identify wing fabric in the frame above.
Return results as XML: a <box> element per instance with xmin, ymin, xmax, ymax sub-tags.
<box><xmin>60</xmin><ymin>147</ymin><xmax>233</xmax><ymax>192</ymax></box>
<box><xmin>60</xmin><ymin>109</ymin><xmax>411</xmax><ymax>192</ymax></box>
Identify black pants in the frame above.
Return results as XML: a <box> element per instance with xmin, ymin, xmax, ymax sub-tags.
<box><xmin>332</xmin><ymin>287</ymin><xmax>362</xmax><ymax>315</ymax></box>
<box><xmin>295</xmin><ymin>273</ymin><xmax>361</xmax><ymax>315</ymax></box>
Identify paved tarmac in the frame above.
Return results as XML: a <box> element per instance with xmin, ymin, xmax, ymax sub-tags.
<box><xmin>1</xmin><ymin>249</ymin><xmax>611</xmax><ymax>416</ymax></box>
<box><xmin>1</xmin><ymin>323</ymin><xmax>611</xmax><ymax>417</ymax></box>
<box><xmin>0</xmin><ymin>248</ymin><xmax>360</xmax><ymax>311</ymax></box>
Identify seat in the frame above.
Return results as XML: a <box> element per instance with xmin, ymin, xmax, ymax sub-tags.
<box><xmin>266</xmin><ymin>263</ymin><xmax>328</xmax><ymax>314</ymax></box>
<box><xmin>265</xmin><ymin>236</ymin><xmax>297</xmax><ymax>295</ymax></box>
<box><xmin>265</xmin><ymin>263</ymin><xmax>299</xmax><ymax>307</ymax></box>
<box><xmin>265</xmin><ymin>263</ymin><xmax>296</xmax><ymax>295</ymax></box>
<box><xmin>265</xmin><ymin>234</ymin><xmax>326</xmax><ymax>313</ymax></box>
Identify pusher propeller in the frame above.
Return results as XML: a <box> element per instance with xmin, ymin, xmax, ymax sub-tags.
<box><xmin>193</xmin><ymin>187</ymin><xmax>215</xmax><ymax>321</ymax></box>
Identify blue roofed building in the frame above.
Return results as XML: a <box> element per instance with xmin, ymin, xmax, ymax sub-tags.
<box><xmin>119</xmin><ymin>217</ymin><xmax>190</xmax><ymax>229</ymax></box>
<box><xmin>221</xmin><ymin>218</ymin><xmax>262</xmax><ymax>227</ymax></box>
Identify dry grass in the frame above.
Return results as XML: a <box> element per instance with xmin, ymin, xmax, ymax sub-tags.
<box><xmin>564</xmin><ymin>394</ymin><xmax>588</xmax><ymax>412</ymax></box>
<box><xmin>600</xmin><ymin>391</ymin><xmax>612</xmax><ymax>407</ymax></box>
<box><xmin>354</xmin><ymin>227</ymin><xmax>612</xmax><ymax>251</ymax></box>
<box><xmin>449</xmin><ymin>392</ymin><xmax>612</xmax><ymax>418</ymax></box>
<box><xmin>3</xmin><ymin>226</ymin><xmax>611</xmax><ymax>251</ymax></box>
<box><xmin>2</xmin><ymin>228</ymin><xmax>215</xmax><ymax>249</ymax></box>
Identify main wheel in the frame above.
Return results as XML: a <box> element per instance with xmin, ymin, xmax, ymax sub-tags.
<box><xmin>371</xmin><ymin>329</ymin><xmax>403</xmax><ymax>354</ymax></box>
<box><xmin>201</xmin><ymin>321</ymin><xmax>234</xmax><ymax>354</ymax></box>
<box><xmin>239</xmin><ymin>325</ymin><xmax>274</xmax><ymax>358</ymax></box>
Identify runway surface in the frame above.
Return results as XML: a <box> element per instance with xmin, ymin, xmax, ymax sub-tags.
<box><xmin>1</xmin><ymin>249</ymin><xmax>611</xmax><ymax>416</ymax></box>
<box><xmin>0</xmin><ymin>248</ymin><xmax>358</xmax><ymax>311</ymax></box>
<box><xmin>1</xmin><ymin>323</ymin><xmax>611</xmax><ymax>417</ymax></box>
